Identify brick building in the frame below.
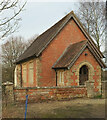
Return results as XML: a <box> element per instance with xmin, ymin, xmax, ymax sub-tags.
<box><xmin>14</xmin><ymin>11</ymin><xmax>106</xmax><ymax>101</ymax></box>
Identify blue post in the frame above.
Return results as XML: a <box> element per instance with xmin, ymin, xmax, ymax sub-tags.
<box><xmin>24</xmin><ymin>95</ymin><xmax>28</xmax><ymax>120</ymax></box>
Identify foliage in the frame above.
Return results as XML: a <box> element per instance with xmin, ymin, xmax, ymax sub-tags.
<box><xmin>94</xmin><ymin>94</ymin><xmax>102</xmax><ymax>99</ymax></box>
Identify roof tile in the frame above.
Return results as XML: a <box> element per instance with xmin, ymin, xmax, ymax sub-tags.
<box><xmin>52</xmin><ymin>40</ymin><xmax>87</xmax><ymax>69</ymax></box>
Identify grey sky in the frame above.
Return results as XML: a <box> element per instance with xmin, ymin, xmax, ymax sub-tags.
<box><xmin>1</xmin><ymin>1</ymin><xmax>105</xmax><ymax>52</ymax></box>
<box><xmin>15</xmin><ymin>2</ymin><xmax>79</xmax><ymax>40</ymax></box>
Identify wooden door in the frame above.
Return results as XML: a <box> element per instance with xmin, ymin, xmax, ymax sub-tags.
<box><xmin>79</xmin><ymin>65</ymin><xmax>88</xmax><ymax>85</ymax></box>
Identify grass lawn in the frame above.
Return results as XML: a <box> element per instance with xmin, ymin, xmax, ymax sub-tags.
<box><xmin>2</xmin><ymin>98</ymin><xmax>105</xmax><ymax>118</ymax></box>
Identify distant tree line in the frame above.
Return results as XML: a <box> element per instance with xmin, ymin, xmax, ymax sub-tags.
<box><xmin>1</xmin><ymin>35</ymin><xmax>37</xmax><ymax>83</ymax></box>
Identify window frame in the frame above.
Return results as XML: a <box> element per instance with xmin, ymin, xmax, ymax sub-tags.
<box><xmin>59</xmin><ymin>71</ymin><xmax>64</xmax><ymax>85</ymax></box>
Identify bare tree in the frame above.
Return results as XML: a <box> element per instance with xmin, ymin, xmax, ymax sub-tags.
<box><xmin>0</xmin><ymin>63</ymin><xmax>1</xmax><ymax>86</ymax></box>
<box><xmin>104</xmin><ymin>1</ymin><xmax>107</xmax><ymax>63</ymax></box>
<box><xmin>2</xmin><ymin>36</ymin><xmax>27</xmax><ymax>67</ymax></box>
<box><xmin>0</xmin><ymin>0</ymin><xmax>26</xmax><ymax>40</ymax></box>
<box><xmin>1</xmin><ymin>35</ymin><xmax>37</xmax><ymax>82</ymax></box>
<box><xmin>2</xmin><ymin>36</ymin><xmax>27</xmax><ymax>82</ymax></box>
<box><xmin>77</xmin><ymin>1</ymin><xmax>106</xmax><ymax>50</ymax></box>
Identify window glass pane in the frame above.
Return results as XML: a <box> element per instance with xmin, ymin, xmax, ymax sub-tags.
<box><xmin>29</xmin><ymin>62</ymin><xmax>34</xmax><ymax>84</ymax></box>
<box><xmin>23</xmin><ymin>64</ymin><xmax>26</xmax><ymax>83</ymax></box>
<box><xmin>59</xmin><ymin>71</ymin><xmax>64</xmax><ymax>85</ymax></box>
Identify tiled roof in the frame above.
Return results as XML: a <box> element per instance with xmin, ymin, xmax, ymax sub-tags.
<box><xmin>52</xmin><ymin>40</ymin><xmax>106</xmax><ymax>69</ymax></box>
<box><xmin>16</xmin><ymin>12</ymin><xmax>72</xmax><ymax>63</ymax></box>
<box><xmin>16</xmin><ymin>11</ymin><xmax>104</xmax><ymax>64</ymax></box>
<box><xmin>52</xmin><ymin>40</ymin><xmax>87</xmax><ymax>69</ymax></box>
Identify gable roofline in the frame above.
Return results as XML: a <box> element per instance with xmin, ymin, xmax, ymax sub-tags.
<box><xmin>52</xmin><ymin>40</ymin><xmax>87</xmax><ymax>69</ymax></box>
<box><xmin>37</xmin><ymin>11</ymin><xmax>104</xmax><ymax>58</ymax></box>
<box><xmin>16</xmin><ymin>11</ymin><xmax>104</xmax><ymax>64</ymax></box>
<box><xmin>67</xmin><ymin>42</ymin><xmax>87</xmax><ymax>69</ymax></box>
<box><xmin>52</xmin><ymin>40</ymin><xmax>106</xmax><ymax>69</ymax></box>
<box><xmin>86</xmin><ymin>42</ymin><xmax>106</xmax><ymax>68</ymax></box>
<box><xmin>52</xmin><ymin>42</ymin><xmax>73</xmax><ymax>69</ymax></box>
<box><xmin>36</xmin><ymin>12</ymin><xmax>72</xmax><ymax>57</ymax></box>
<box><xmin>68</xmin><ymin>43</ymin><xmax>106</xmax><ymax>69</ymax></box>
<box><xmin>16</xmin><ymin>12</ymin><xmax>72</xmax><ymax>64</ymax></box>
<box><xmin>70</xmin><ymin>11</ymin><xmax>104</xmax><ymax>58</ymax></box>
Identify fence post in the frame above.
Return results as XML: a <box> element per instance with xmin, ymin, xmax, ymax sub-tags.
<box><xmin>101</xmin><ymin>81</ymin><xmax>107</xmax><ymax>98</ymax></box>
<box><xmin>2</xmin><ymin>82</ymin><xmax>14</xmax><ymax>105</ymax></box>
<box><xmin>86</xmin><ymin>81</ymin><xmax>94</xmax><ymax>98</ymax></box>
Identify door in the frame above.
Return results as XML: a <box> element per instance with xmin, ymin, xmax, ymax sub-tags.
<box><xmin>79</xmin><ymin>65</ymin><xmax>88</xmax><ymax>85</ymax></box>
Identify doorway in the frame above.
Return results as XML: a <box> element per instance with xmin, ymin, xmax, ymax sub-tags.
<box><xmin>79</xmin><ymin>65</ymin><xmax>88</xmax><ymax>85</ymax></box>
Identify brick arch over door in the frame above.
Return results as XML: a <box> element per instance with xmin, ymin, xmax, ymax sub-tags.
<box><xmin>75</xmin><ymin>61</ymin><xmax>95</xmax><ymax>85</ymax></box>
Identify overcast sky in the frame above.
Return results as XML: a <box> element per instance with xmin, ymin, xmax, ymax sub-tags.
<box><xmin>14</xmin><ymin>2</ymin><xmax>79</xmax><ymax>40</ymax></box>
<box><xmin>0</xmin><ymin>1</ymin><xmax>106</xmax><ymax>52</ymax></box>
<box><xmin>14</xmin><ymin>0</ymin><xmax>106</xmax><ymax>41</ymax></box>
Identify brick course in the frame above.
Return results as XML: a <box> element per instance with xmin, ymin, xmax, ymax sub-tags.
<box><xmin>14</xmin><ymin>86</ymin><xmax>87</xmax><ymax>102</ymax></box>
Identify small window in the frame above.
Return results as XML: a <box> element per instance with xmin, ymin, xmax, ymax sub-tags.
<box><xmin>23</xmin><ymin>64</ymin><xmax>27</xmax><ymax>84</ymax></box>
<box><xmin>29</xmin><ymin>62</ymin><xmax>34</xmax><ymax>85</ymax></box>
<box><xmin>59</xmin><ymin>71</ymin><xmax>64</xmax><ymax>85</ymax></box>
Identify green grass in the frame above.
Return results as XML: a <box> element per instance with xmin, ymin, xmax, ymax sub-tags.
<box><xmin>94</xmin><ymin>94</ymin><xmax>102</xmax><ymax>99</ymax></box>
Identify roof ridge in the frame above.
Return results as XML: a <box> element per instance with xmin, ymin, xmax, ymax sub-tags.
<box><xmin>16</xmin><ymin>12</ymin><xmax>72</xmax><ymax>63</ymax></box>
<box><xmin>36</xmin><ymin>12</ymin><xmax>73</xmax><ymax>57</ymax></box>
<box><xmin>16</xmin><ymin>11</ymin><xmax>104</xmax><ymax>64</ymax></box>
<box><xmin>71</xmin><ymin>12</ymin><xmax>104</xmax><ymax>58</ymax></box>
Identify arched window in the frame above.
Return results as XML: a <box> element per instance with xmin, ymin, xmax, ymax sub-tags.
<box><xmin>79</xmin><ymin>65</ymin><xmax>88</xmax><ymax>85</ymax></box>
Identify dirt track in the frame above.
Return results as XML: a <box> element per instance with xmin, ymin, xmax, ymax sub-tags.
<box><xmin>2</xmin><ymin>98</ymin><xmax>105</xmax><ymax>118</ymax></box>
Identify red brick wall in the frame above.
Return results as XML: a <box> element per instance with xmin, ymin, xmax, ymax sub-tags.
<box><xmin>15</xmin><ymin>18</ymin><xmax>101</xmax><ymax>91</ymax></box>
<box><xmin>63</xmin><ymin>48</ymin><xmax>101</xmax><ymax>93</ymax></box>
<box><xmin>74</xmin><ymin>48</ymin><xmax>100</xmax><ymax>68</ymax></box>
<box><xmin>14</xmin><ymin>86</ymin><xmax>87</xmax><ymax>102</ymax></box>
<box><xmin>38</xmin><ymin>19</ymin><xmax>87</xmax><ymax>87</ymax></box>
<box><xmin>76</xmin><ymin>48</ymin><xmax>101</xmax><ymax>92</ymax></box>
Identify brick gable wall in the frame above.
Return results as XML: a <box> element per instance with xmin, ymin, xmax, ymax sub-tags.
<box><xmin>14</xmin><ymin>18</ymin><xmax>102</xmax><ymax>101</ymax></box>
<box><xmin>37</xmin><ymin>19</ymin><xmax>86</xmax><ymax>87</ymax></box>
